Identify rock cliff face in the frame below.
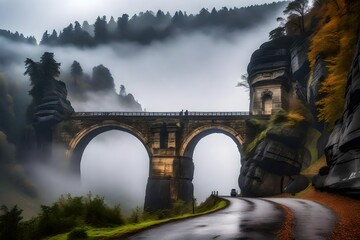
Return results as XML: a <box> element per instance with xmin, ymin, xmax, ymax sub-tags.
<box><xmin>32</xmin><ymin>80</ymin><xmax>74</xmax><ymax>153</ymax></box>
<box><xmin>240</xmin><ymin>36</ymin><xmax>313</xmax><ymax>196</ymax></box>
<box><xmin>313</xmin><ymin>32</ymin><xmax>360</xmax><ymax>194</ymax></box>
<box><xmin>239</xmin><ymin>121</ymin><xmax>311</xmax><ymax>196</ymax></box>
<box><xmin>33</xmin><ymin>80</ymin><xmax>74</xmax><ymax>127</ymax></box>
<box><xmin>242</xmin><ymin>30</ymin><xmax>360</xmax><ymax>196</ymax></box>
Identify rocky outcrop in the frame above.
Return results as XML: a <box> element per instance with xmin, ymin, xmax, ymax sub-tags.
<box><xmin>239</xmin><ymin>122</ymin><xmax>311</xmax><ymax>197</ymax></box>
<box><xmin>32</xmin><ymin>80</ymin><xmax>74</xmax><ymax>153</ymax></box>
<box><xmin>313</xmin><ymin>32</ymin><xmax>360</xmax><ymax>194</ymax></box>
<box><xmin>33</xmin><ymin>80</ymin><xmax>74</xmax><ymax>127</ymax></box>
<box><xmin>291</xmin><ymin>39</ymin><xmax>310</xmax><ymax>102</ymax></box>
<box><xmin>241</xmin><ymin>36</ymin><xmax>314</xmax><ymax>197</ymax></box>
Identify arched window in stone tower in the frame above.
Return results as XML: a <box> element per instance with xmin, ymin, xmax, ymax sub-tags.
<box><xmin>261</xmin><ymin>90</ymin><xmax>273</xmax><ymax>115</ymax></box>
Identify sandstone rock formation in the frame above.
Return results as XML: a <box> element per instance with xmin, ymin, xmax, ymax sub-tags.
<box><xmin>240</xmin><ymin>36</ymin><xmax>313</xmax><ymax>197</ymax></box>
<box><xmin>313</xmin><ymin>32</ymin><xmax>360</xmax><ymax>194</ymax></box>
<box><xmin>239</xmin><ymin>122</ymin><xmax>311</xmax><ymax>197</ymax></box>
<box><xmin>33</xmin><ymin>80</ymin><xmax>74</xmax><ymax>127</ymax></box>
<box><xmin>32</xmin><ymin>80</ymin><xmax>74</xmax><ymax>153</ymax></box>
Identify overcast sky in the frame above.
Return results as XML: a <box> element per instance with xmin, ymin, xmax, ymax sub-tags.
<box><xmin>0</xmin><ymin>0</ymin><xmax>287</xmax><ymax>211</ymax></box>
<box><xmin>1</xmin><ymin>0</ymin><xmax>283</xmax><ymax>40</ymax></box>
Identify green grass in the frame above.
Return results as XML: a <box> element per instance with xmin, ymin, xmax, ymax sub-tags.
<box><xmin>46</xmin><ymin>198</ymin><xmax>229</xmax><ymax>240</ymax></box>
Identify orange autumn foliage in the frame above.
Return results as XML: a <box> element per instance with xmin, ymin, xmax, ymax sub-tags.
<box><xmin>307</xmin><ymin>0</ymin><xmax>360</xmax><ymax>129</ymax></box>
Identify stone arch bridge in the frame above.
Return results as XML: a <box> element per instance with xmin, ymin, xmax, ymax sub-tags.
<box><xmin>53</xmin><ymin>111</ymin><xmax>269</xmax><ymax>211</ymax></box>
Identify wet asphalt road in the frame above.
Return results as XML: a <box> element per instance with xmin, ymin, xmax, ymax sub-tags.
<box><xmin>126</xmin><ymin>197</ymin><xmax>337</xmax><ymax>240</ymax></box>
<box><xmin>267</xmin><ymin>198</ymin><xmax>337</xmax><ymax>240</ymax></box>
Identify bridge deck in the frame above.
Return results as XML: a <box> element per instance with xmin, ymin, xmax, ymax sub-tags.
<box><xmin>72</xmin><ymin>111</ymin><xmax>251</xmax><ymax>118</ymax></box>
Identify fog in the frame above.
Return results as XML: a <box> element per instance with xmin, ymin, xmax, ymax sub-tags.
<box><xmin>81</xmin><ymin>131</ymin><xmax>149</xmax><ymax>214</ymax></box>
<box><xmin>193</xmin><ymin>134</ymin><xmax>240</xmax><ymax>202</ymax></box>
<box><xmin>0</xmin><ymin>5</ymin><xmax>282</xmax><ymax>214</ymax></box>
<box><xmin>0</xmin><ymin>0</ymin><xmax>283</xmax><ymax>40</ymax></box>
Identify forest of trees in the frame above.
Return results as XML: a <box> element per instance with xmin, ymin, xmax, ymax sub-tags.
<box><xmin>0</xmin><ymin>29</ymin><xmax>37</xmax><ymax>45</ymax></box>
<box><xmin>0</xmin><ymin>2</ymin><xmax>287</xmax><ymax>47</ymax></box>
<box><xmin>66</xmin><ymin>60</ymin><xmax>142</xmax><ymax>111</ymax></box>
<box><xmin>39</xmin><ymin>2</ymin><xmax>287</xmax><ymax>47</ymax></box>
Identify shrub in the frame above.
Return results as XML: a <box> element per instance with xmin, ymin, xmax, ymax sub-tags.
<box><xmin>84</xmin><ymin>195</ymin><xmax>124</xmax><ymax>227</ymax></box>
<box><xmin>171</xmin><ymin>200</ymin><xmax>192</xmax><ymax>216</ymax></box>
<box><xmin>67</xmin><ymin>228</ymin><xmax>88</xmax><ymax>240</ymax></box>
<box><xmin>127</xmin><ymin>206</ymin><xmax>143</xmax><ymax>224</ymax></box>
<box><xmin>196</xmin><ymin>195</ymin><xmax>222</xmax><ymax>213</ymax></box>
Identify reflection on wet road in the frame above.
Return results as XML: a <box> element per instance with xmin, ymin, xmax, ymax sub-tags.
<box><xmin>267</xmin><ymin>198</ymin><xmax>337</xmax><ymax>240</ymax></box>
<box><xmin>127</xmin><ymin>197</ymin><xmax>336</xmax><ymax>240</ymax></box>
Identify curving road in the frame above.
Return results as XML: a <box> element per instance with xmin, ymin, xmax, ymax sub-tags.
<box><xmin>126</xmin><ymin>197</ymin><xmax>337</xmax><ymax>240</ymax></box>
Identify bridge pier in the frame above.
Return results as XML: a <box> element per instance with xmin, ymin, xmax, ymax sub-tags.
<box><xmin>144</xmin><ymin>122</ymin><xmax>195</xmax><ymax>211</ymax></box>
<box><xmin>144</xmin><ymin>156</ymin><xmax>194</xmax><ymax>212</ymax></box>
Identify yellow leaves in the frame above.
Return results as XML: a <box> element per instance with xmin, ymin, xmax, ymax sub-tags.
<box><xmin>308</xmin><ymin>17</ymin><xmax>340</xmax><ymax>71</ymax></box>
<box><xmin>286</xmin><ymin>112</ymin><xmax>306</xmax><ymax>126</ymax></box>
<box><xmin>316</xmin><ymin>72</ymin><xmax>347</xmax><ymax>128</ymax></box>
<box><xmin>306</xmin><ymin>0</ymin><xmax>360</xmax><ymax>129</ymax></box>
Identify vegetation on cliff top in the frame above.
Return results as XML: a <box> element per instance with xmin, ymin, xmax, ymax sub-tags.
<box><xmin>245</xmin><ymin>99</ymin><xmax>311</xmax><ymax>155</ymax></box>
<box><xmin>308</xmin><ymin>0</ymin><xmax>360</xmax><ymax>128</ymax></box>
<box><xmin>270</xmin><ymin>0</ymin><xmax>360</xmax><ymax>129</ymax></box>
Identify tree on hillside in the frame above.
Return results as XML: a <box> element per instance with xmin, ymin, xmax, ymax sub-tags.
<box><xmin>59</xmin><ymin>23</ymin><xmax>74</xmax><ymax>44</ymax></box>
<box><xmin>283</xmin><ymin>0</ymin><xmax>310</xmax><ymax>34</ymax></box>
<box><xmin>71</xmin><ymin>61</ymin><xmax>83</xmax><ymax>79</ymax></box>
<box><xmin>269</xmin><ymin>27</ymin><xmax>286</xmax><ymax>40</ymax></box>
<box><xmin>40</xmin><ymin>52</ymin><xmax>60</xmax><ymax>81</ymax></box>
<box><xmin>108</xmin><ymin>16</ymin><xmax>117</xmax><ymax>33</ymax></box>
<box><xmin>91</xmin><ymin>64</ymin><xmax>115</xmax><ymax>91</ymax></box>
<box><xmin>82</xmin><ymin>20</ymin><xmax>94</xmax><ymax>36</ymax></box>
<box><xmin>48</xmin><ymin>30</ymin><xmax>58</xmax><ymax>45</ymax></box>
<box><xmin>70</xmin><ymin>60</ymin><xmax>83</xmax><ymax>87</ymax></box>
<box><xmin>269</xmin><ymin>17</ymin><xmax>286</xmax><ymax>40</ymax></box>
<box><xmin>40</xmin><ymin>31</ymin><xmax>50</xmax><ymax>45</ymax></box>
<box><xmin>117</xmin><ymin>14</ymin><xmax>129</xmax><ymax>39</ymax></box>
<box><xmin>94</xmin><ymin>16</ymin><xmax>109</xmax><ymax>43</ymax></box>
<box><xmin>25</xmin><ymin>52</ymin><xmax>60</xmax><ymax>104</ymax></box>
<box><xmin>0</xmin><ymin>205</ymin><xmax>23</xmax><ymax>240</ymax></box>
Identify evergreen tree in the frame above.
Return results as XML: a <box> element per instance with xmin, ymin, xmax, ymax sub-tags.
<box><xmin>117</xmin><ymin>14</ymin><xmax>129</xmax><ymax>40</ymax></box>
<box><xmin>94</xmin><ymin>16</ymin><xmax>109</xmax><ymax>43</ymax></box>
<box><xmin>108</xmin><ymin>16</ymin><xmax>117</xmax><ymax>33</ymax></box>
<box><xmin>82</xmin><ymin>20</ymin><xmax>94</xmax><ymax>36</ymax></box>
<box><xmin>47</xmin><ymin>30</ymin><xmax>58</xmax><ymax>45</ymax></box>
<box><xmin>269</xmin><ymin>27</ymin><xmax>286</xmax><ymax>40</ymax></box>
<box><xmin>0</xmin><ymin>205</ymin><xmax>23</xmax><ymax>240</ymax></box>
<box><xmin>91</xmin><ymin>64</ymin><xmax>115</xmax><ymax>91</ymax></box>
<box><xmin>283</xmin><ymin>0</ymin><xmax>309</xmax><ymax>34</ymax></box>
<box><xmin>25</xmin><ymin>52</ymin><xmax>60</xmax><ymax>104</ymax></box>
<box><xmin>59</xmin><ymin>23</ymin><xmax>74</xmax><ymax>44</ymax></box>
<box><xmin>70</xmin><ymin>60</ymin><xmax>83</xmax><ymax>79</ymax></box>
<box><xmin>40</xmin><ymin>30</ymin><xmax>50</xmax><ymax>45</ymax></box>
<box><xmin>40</xmin><ymin>52</ymin><xmax>60</xmax><ymax>81</ymax></box>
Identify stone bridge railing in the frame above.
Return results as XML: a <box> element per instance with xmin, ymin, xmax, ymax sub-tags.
<box><xmin>71</xmin><ymin>111</ymin><xmax>250</xmax><ymax>117</ymax></box>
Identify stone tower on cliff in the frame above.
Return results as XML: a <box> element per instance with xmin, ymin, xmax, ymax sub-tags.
<box><xmin>247</xmin><ymin>36</ymin><xmax>294</xmax><ymax>115</ymax></box>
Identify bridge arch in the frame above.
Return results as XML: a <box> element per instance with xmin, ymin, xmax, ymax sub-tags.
<box><xmin>65</xmin><ymin>121</ymin><xmax>151</xmax><ymax>174</ymax></box>
<box><xmin>180</xmin><ymin>124</ymin><xmax>245</xmax><ymax>158</ymax></box>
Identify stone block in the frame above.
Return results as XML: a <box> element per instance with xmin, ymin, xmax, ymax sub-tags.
<box><xmin>144</xmin><ymin>179</ymin><xmax>173</xmax><ymax>212</ymax></box>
